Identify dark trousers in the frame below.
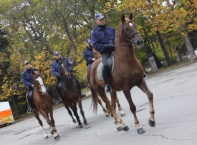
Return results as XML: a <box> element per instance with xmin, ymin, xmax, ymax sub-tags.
<box><xmin>27</xmin><ymin>87</ymin><xmax>34</xmax><ymax>108</ymax></box>
<box><xmin>101</xmin><ymin>51</ymin><xmax>112</xmax><ymax>85</ymax></box>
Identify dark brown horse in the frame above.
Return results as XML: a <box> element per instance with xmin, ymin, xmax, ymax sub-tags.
<box><xmin>31</xmin><ymin>69</ymin><xmax>60</xmax><ymax>140</ymax></box>
<box><xmin>88</xmin><ymin>13</ymin><xmax>155</xmax><ymax>134</ymax></box>
<box><xmin>57</xmin><ymin>59</ymin><xmax>88</xmax><ymax>127</ymax></box>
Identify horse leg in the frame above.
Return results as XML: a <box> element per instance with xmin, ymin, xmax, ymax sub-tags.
<box><xmin>70</xmin><ymin>103</ymin><xmax>83</xmax><ymax>128</ymax></box>
<box><xmin>111</xmin><ymin>91</ymin><xmax>126</xmax><ymax>117</ymax></box>
<box><xmin>96</xmin><ymin>87</ymin><xmax>128</xmax><ymax>131</ymax></box>
<box><xmin>49</xmin><ymin>110</ymin><xmax>60</xmax><ymax>140</ymax></box>
<box><xmin>137</xmin><ymin>80</ymin><xmax>155</xmax><ymax>127</ymax></box>
<box><xmin>33</xmin><ymin>111</ymin><xmax>48</xmax><ymax>139</ymax></box>
<box><xmin>39</xmin><ymin>110</ymin><xmax>60</xmax><ymax>139</ymax></box>
<box><xmin>123</xmin><ymin>89</ymin><xmax>145</xmax><ymax>134</ymax></box>
<box><xmin>97</xmin><ymin>98</ymin><xmax>111</xmax><ymax>117</ymax></box>
<box><xmin>65</xmin><ymin>105</ymin><xmax>76</xmax><ymax>124</ymax></box>
<box><xmin>77</xmin><ymin>98</ymin><xmax>88</xmax><ymax>125</ymax></box>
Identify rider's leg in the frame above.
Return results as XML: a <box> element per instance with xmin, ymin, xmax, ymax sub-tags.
<box><xmin>101</xmin><ymin>51</ymin><xmax>112</xmax><ymax>92</ymax></box>
<box><xmin>46</xmin><ymin>85</ymin><xmax>62</xmax><ymax>104</ymax></box>
<box><xmin>26</xmin><ymin>88</ymin><xmax>33</xmax><ymax>113</ymax></box>
<box><xmin>55</xmin><ymin>78</ymin><xmax>62</xmax><ymax>102</ymax></box>
<box><xmin>71</xmin><ymin>74</ymin><xmax>86</xmax><ymax>98</ymax></box>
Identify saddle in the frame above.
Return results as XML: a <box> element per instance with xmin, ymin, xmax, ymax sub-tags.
<box><xmin>97</xmin><ymin>55</ymin><xmax>114</xmax><ymax>81</ymax></box>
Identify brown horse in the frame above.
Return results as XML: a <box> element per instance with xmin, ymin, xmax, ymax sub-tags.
<box><xmin>92</xmin><ymin>48</ymin><xmax>126</xmax><ymax>117</ymax></box>
<box><xmin>57</xmin><ymin>59</ymin><xmax>88</xmax><ymax>127</ymax></box>
<box><xmin>31</xmin><ymin>69</ymin><xmax>60</xmax><ymax>140</ymax></box>
<box><xmin>88</xmin><ymin>13</ymin><xmax>155</xmax><ymax>134</ymax></box>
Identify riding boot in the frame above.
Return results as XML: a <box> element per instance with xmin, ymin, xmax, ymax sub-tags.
<box><xmin>72</xmin><ymin>75</ymin><xmax>86</xmax><ymax>98</ymax></box>
<box><xmin>54</xmin><ymin>80</ymin><xmax>63</xmax><ymax>104</ymax></box>
<box><xmin>26</xmin><ymin>90</ymin><xmax>33</xmax><ymax>113</ymax></box>
<box><xmin>47</xmin><ymin>85</ymin><xmax>62</xmax><ymax>104</ymax></box>
<box><xmin>102</xmin><ymin>66</ymin><xmax>111</xmax><ymax>92</ymax></box>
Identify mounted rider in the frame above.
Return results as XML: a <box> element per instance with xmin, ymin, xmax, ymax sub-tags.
<box><xmin>51</xmin><ymin>51</ymin><xmax>86</xmax><ymax>98</ymax></box>
<box><xmin>91</xmin><ymin>13</ymin><xmax>116</xmax><ymax>92</ymax></box>
<box><xmin>21</xmin><ymin>61</ymin><xmax>38</xmax><ymax>113</ymax></box>
<box><xmin>83</xmin><ymin>39</ymin><xmax>95</xmax><ymax>69</ymax></box>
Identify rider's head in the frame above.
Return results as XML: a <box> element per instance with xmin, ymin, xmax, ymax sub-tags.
<box><xmin>24</xmin><ymin>61</ymin><xmax>31</xmax><ymax>69</ymax></box>
<box><xmin>53</xmin><ymin>51</ymin><xmax>61</xmax><ymax>60</ymax></box>
<box><xmin>86</xmin><ymin>39</ymin><xmax>92</xmax><ymax>48</ymax></box>
<box><xmin>94</xmin><ymin>13</ymin><xmax>106</xmax><ymax>26</ymax></box>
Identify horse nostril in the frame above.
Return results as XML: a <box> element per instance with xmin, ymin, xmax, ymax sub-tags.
<box><xmin>136</xmin><ymin>40</ymin><xmax>144</xmax><ymax>46</ymax></box>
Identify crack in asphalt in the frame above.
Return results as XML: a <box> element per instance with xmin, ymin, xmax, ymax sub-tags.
<box><xmin>143</xmin><ymin>134</ymin><xmax>196</xmax><ymax>141</ymax></box>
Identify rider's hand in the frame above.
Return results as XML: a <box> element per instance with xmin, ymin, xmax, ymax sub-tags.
<box><xmin>64</xmin><ymin>72</ymin><xmax>70</xmax><ymax>76</ymax></box>
<box><xmin>92</xmin><ymin>58</ymin><xmax>95</xmax><ymax>61</ymax></box>
<box><xmin>32</xmin><ymin>84</ymin><xmax>34</xmax><ymax>87</ymax></box>
<box><xmin>107</xmin><ymin>43</ymin><xmax>115</xmax><ymax>48</ymax></box>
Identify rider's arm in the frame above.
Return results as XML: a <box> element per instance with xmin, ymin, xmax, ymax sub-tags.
<box><xmin>66</xmin><ymin>59</ymin><xmax>73</xmax><ymax>72</ymax></box>
<box><xmin>21</xmin><ymin>72</ymin><xmax>33</xmax><ymax>87</ymax></box>
<box><xmin>51</xmin><ymin>63</ymin><xmax>60</xmax><ymax>78</ymax></box>
<box><xmin>83</xmin><ymin>50</ymin><xmax>94</xmax><ymax>64</ymax></box>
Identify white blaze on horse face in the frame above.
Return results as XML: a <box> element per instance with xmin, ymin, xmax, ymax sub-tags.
<box><xmin>129</xmin><ymin>23</ymin><xmax>133</xmax><ymax>27</ymax></box>
<box><xmin>36</xmin><ymin>76</ymin><xmax>47</xmax><ymax>94</ymax></box>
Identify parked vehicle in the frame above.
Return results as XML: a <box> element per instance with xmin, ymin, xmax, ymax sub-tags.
<box><xmin>0</xmin><ymin>102</ymin><xmax>14</xmax><ymax>125</ymax></box>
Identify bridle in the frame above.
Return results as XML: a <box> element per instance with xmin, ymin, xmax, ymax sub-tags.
<box><xmin>60</xmin><ymin>63</ymin><xmax>71</xmax><ymax>79</ymax></box>
<box><xmin>121</xmin><ymin>23</ymin><xmax>138</xmax><ymax>44</ymax></box>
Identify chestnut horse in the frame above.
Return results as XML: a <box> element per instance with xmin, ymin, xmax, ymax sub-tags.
<box><xmin>31</xmin><ymin>70</ymin><xmax>60</xmax><ymax>140</ymax></box>
<box><xmin>88</xmin><ymin>13</ymin><xmax>155</xmax><ymax>133</ymax></box>
<box><xmin>92</xmin><ymin>48</ymin><xmax>126</xmax><ymax>117</ymax></box>
<box><xmin>57</xmin><ymin>59</ymin><xmax>88</xmax><ymax>127</ymax></box>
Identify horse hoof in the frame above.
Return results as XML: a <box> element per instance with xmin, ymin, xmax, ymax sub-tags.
<box><xmin>106</xmin><ymin>114</ymin><xmax>110</xmax><ymax>117</ymax></box>
<box><xmin>137</xmin><ymin>127</ymin><xmax>145</xmax><ymax>134</ymax></box>
<box><xmin>122</xmin><ymin>126</ymin><xmax>129</xmax><ymax>131</ymax></box>
<box><xmin>84</xmin><ymin>122</ymin><xmax>88</xmax><ymax>126</ymax></box>
<box><xmin>54</xmin><ymin>135</ymin><xmax>60</xmax><ymax>140</ymax></box>
<box><xmin>44</xmin><ymin>136</ymin><xmax>49</xmax><ymax>139</ymax></box>
<box><xmin>79</xmin><ymin>124</ymin><xmax>83</xmax><ymax>128</ymax></box>
<box><xmin>117</xmin><ymin>126</ymin><xmax>123</xmax><ymax>131</ymax></box>
<box><xmin>149</xmin><ymin>119</ymin><xmax>155</xmax><ymax>127</ymax></box>
<box><xmin>121</xmin><ymin>113</ymin><xmax>126</xmax><ymax>117</ymax></box>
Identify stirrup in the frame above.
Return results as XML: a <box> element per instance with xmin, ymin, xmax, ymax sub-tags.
<box><xmin>81</xmin><ymin>93</ymin><xmax>86</xmax><ymax>98</ymax></box>
<box><xmin>27</xmin><ymin>107</ymin><xmax>33</xmax><ymax>113</ymax></box>
<box><xmin>105</xmin><ymin>85</ymin><xmax>111</xmax><ymax>92</ymax></box>
<box><xmin>53</xmin><ymin>98</ymin><xmax>62</xmax><ymax>104</ymax></box>
<box><xmin>143</xmin><ymin>74</ymin><xmax>148</xmax><ymax>79</ymax></box>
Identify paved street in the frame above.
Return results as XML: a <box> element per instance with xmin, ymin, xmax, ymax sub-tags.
<box><xmin>0</xmin><ymin>62</ymin><xmax>197</xmax><ymax>145</ymax></box>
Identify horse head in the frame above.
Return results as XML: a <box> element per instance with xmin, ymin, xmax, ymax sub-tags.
<box><xmin>57</xmin><ymin>59</ymin><xmax>71</xmax><ymax>79</ymax></box>
<box><xmin>32</xmin><ymin>69</ymin><xmax>47</xmax><ymax>94</ymax></box>
<box><xmin>119</xmin><ymin>13</ymin><xmax>144</xmax><ymax>47</ymax></box>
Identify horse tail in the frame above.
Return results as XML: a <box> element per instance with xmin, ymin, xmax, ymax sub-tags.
<box><xmin>90</xmin><ymin>86</ymin><xmax>98</xmax><ymax>113</ymax></box>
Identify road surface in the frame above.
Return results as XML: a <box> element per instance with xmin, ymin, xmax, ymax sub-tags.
<box><xmin>0</xmin><ymin>62</ymin><xmax>197</xmax><ymax>145</ymax></box>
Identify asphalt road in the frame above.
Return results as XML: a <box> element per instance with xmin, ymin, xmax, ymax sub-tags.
<box><xmin>0</xmin><ymin>62</ymin><xmax>197</xmax><ymax>145</ymax></box>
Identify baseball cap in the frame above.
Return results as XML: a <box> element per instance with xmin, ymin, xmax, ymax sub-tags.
<box><xmin>24</xmin><ymin>61</ymin><xmax>30</xmax><ymax>65</ymax></box>
<box><xmin>86</xmin><ymin>39</ymin><xmax>91</xmax><ymax>44</ymax></box>
<box><xmin>94</xmin><ymin>13</ymin><xmax>104</xmax><ymax>20</ymax></box>
<box><xmin>53</xmin><ymin>51</ymin><xmax>60</xmax><ymax>56</ymax></box>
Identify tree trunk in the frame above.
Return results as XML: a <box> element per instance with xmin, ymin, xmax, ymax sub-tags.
<box><xmin>156</xmin><ymin>31</ymin><xmax>172</xmax><ymax>66</ymax></box>
<box><xmin>9</xmin><ymin>95</ymin><xmax>20</xmax><ymax>119</ymax></box>
<box><xmin>182</xmin><ymin>33</ymin><xmax>196</xmax><ymax>61</ymax></box>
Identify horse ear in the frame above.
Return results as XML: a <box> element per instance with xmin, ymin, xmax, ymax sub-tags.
<box><xmin>39</xmin><ymin>68</ymin><xmax>42</xmax><ymax>74</ymax></box>
<box><xmin>121</xmin><ymin>14</ymin><xmax>126</xmax><ymax>23</ymax></box>
<box><xmin>129</xmin><ymin>13</ymin><xmax>133</xmax><ymax>20</ymax></box>
<box><xmin>32</xmin><ymin>70</ymin><xmax>35</xmax><ymax>75</ymax></box>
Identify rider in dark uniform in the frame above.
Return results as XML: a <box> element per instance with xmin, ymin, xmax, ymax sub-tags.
<box><xmin>91</xmin><ymin>13</ymin><xmax>116</xmax><ymax>92</ymax></box>
<box><xmin>51</xmin><ymin>51</ymin><xmax>86</xmax><ymax>98</ymax></box>
<box><xmin>83</xmin><ymin>39</ymin><xmax>95</xmax><ymax>69</ymax></box>
<box><xmin>21</xmin><ymin>61</ymin><xmax>38</xmax><ymax>113</ymax></box>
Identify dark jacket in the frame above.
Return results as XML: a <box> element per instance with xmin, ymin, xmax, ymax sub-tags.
<box><xmin>83</xmin><ymin>47</ymin><xmax>94</xmax><ymax>66</ymax></box>
<box><xmin>21</xmin><ymin>68</ymin><xmax>38</xmax><ymax>88</ymax></box>
<box><xmin>91</xmin><ymin>25</ymin><xmax>115</xmax><ymax>54</ymax></box>
<box><xmin>51</xmin><ymin>57</ymin><xmax>73</xmax><ymax>78</ymax></box>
